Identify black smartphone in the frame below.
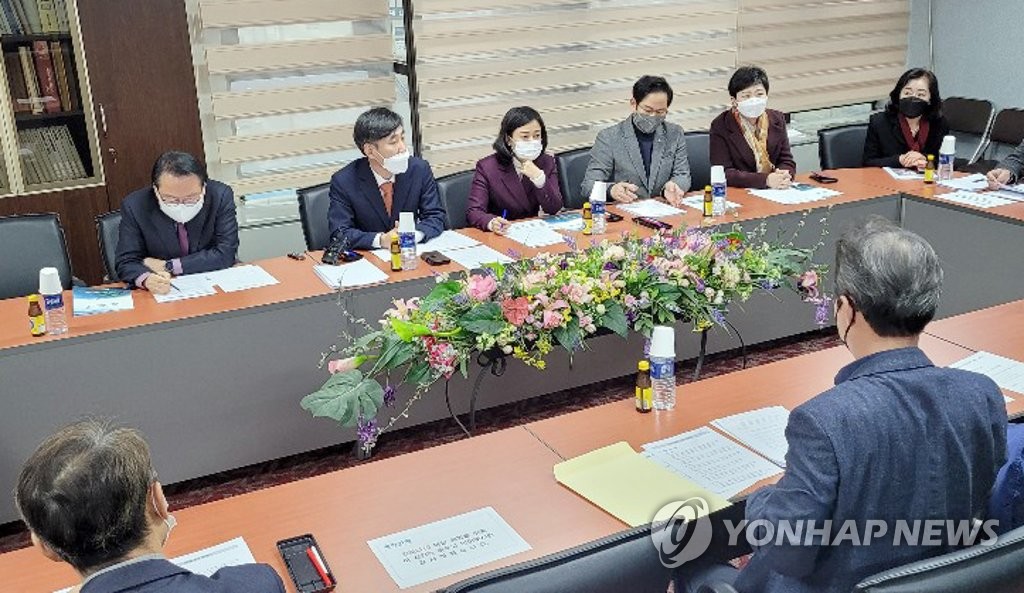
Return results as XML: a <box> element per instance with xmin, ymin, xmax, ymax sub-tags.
<box><xmin>421</xmin><ymin>250</ymin><xmax>451</xmax><ymax>266</ymax></box>
<box><xmin>606</xmin><ymin>212</ymin><xmax>624</xmax><ymax>223</ymax></box>
<box><xmin>276</xmin><ymin>534</ymin><xmax>337</xmax><ymax>593</ymax></box>
<box><xmin>810</xmin><ymin>172</ymin><xmax>839</xmax><ymax>184</ymax></box>
<box><xmin>633</xmin><ymin>216</ymin><xmax>673</xmax><ymax>230</ymax></box>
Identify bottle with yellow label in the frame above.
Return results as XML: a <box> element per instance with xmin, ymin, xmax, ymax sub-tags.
<box><xmin>923</xmin><ymin>154</ymin><xmax>935</xmax><ymax>184</ymax></box>
<box><xmin>28</xmin><ymin>294</ymin><xmax>46</xmax><ymax>337</ymax></box>
<box><xmin>702</xmin><ymin>185</ymin><xmax>713</xmax><ymax>217</ymax></box>
<box><xmin>389</xmin><ymin>233</ymin><xmax>403</xmax><ymax>272</ymax></box>
<box><xmin>582</xmin><ymin>201</ymin><xmax>593</xmax><ymax>235</ymax></box>
<box><xmin>635</xmin><ymin>359</ymin><xmax>652</xmax><ymax>413</ymax></box>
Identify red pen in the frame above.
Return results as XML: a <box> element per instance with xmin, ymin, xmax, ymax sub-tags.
<box><xmin>306</xmin><ymin>545</ymin><xmax>333</xmax><ymax>586</ymax></box>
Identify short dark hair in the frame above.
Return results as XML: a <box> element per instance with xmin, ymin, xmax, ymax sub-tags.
<box><xmin>492</xmin><ymin>106</ymin><xmax>548</xmax><ymax>167</ymax></box>
<box><xmin>353</xmin><ymin>107</ymin><xmax>404</xmax><ymax>155</ymax></box>
<box><xmin>886</xmin><ymin>68</ymin><xmax>943</xmax><ymax>120</ymax></box>
<box><xmin>834</xmin><ymin>216</ymin><xmax>943</xmax><ymax>337</ymax></box>
<box><xmin>16</xmin><ymin>420</ymin><xmax>155</xmax><ymax>573</ymax></box>
<box><xmin>151</xmin><ymin>151</ymin><xmax>208</xmax><ymax>186</ymax></box>
<box><xmin>728</xmin><ymin>66</ymin><xmax>770</xmax><ymax>98</ymax></box>
<box><xmin>632</xmin><ymin>75</ymin><xmax>674</xmax><ymax>107</ymax></box>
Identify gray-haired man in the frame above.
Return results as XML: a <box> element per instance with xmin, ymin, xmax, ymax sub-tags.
<box><xmin>987</xmin><ymin>138</ymin><xmax>1024</xmax><ymax>189</ymax></box>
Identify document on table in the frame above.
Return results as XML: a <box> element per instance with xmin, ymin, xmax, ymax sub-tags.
<box><xmin>71</xmin><ymin>287</ymin><xmax>134</xmax><ymax>316</ymax></box>
<box><xmin>206</xmin><ymin>265</ymin><xmax>280</xmax><ymax>292</ymax></box>
<box><xmin>748</xmin><ymin>183</ymin><xmax>840</xmax><ymax>205</ymax></box>
<box><xmin>883</xmin><ymin>166</ymin><xmax>924</xmax><ymax>180</ymax></box>
<box><xmin>642</xmin><ymin>427</ymin><xmax>782</xmax><ymax>499</ymax></box>
<box><xmin>710</xmin><ymin>406</ymin><xmax>790</xmax><ymax>468</ymax></box>
<box><xmin>505</xmin><ymin>219</ymin><xmax>566</xmax><ymax>248</ymax></box>
<box><xmin>314</xmin><ymin>259</ymin><xmax>389</xmax><ymax>289</ymax></box>
<box><xmin>542</xmin><ymin>211</ymin><xmax>584</xmax><ymax>231</ymax></box>
<box><xmin>998</xmin><ymin>183</ymin><xmax>1024</xmax><ymax>196</ymax></box>
<box><xmin>55</xmin><ymin>537</ymin><xmax>256</xmax><ymax>592</ymax></box>
<box><xmin>616</xmin><ymin>199</ymin><xmax>685</xmax><ymax>218</ymax></box>
<box><xmin>937</xmin><ymin>173</ymin><xmax>988</xmax><ymax>191</ymax></box>
<box><xmin>442</xmin><ymin>244</ymin><xmax>514</xmax><ymax>270</ymax></box>
<box><xmin>369</xmin><ymin>230</ymin><xmax>481</xmax><ymax>262</ymax></box>
<box><xmin>949</xmin><ymin>351</ymin><xmax>1024</xmax><ymax>402</ymax></box>
<box><xmin>152</xmin><ymin>273</ymin><xmax>218</xmax><ymax>303</ymax></box>
<box><xmin>554</xmin><ymin>441</ymin><xmax>730</xmax><ymax>527</ymax></box>
<box><xmin>367</xmin><ymin>507</ymin><xmax>530</xmax><ymax>589</ymax></box>
<box><xmin>680</xmin><ymin>195</ymin><xmax>741</xmax><ymax>212</ymax></box>
<box><xmin>936</xmin><ymin>190</ymin><xmax>1015</xmax><ymax>209</ymax></box>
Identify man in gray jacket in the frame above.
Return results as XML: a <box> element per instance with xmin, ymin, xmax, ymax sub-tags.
<box><xmin>987</xmin><ymin>138</ymin><xmax>1024</xmax><ymax>188</ymax></box>
<box><xmin>581</xmin><ymin>75</ymin><xmax>691</xmax><ymax>205</ymax></box>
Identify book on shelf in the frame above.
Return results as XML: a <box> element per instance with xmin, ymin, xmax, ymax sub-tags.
<box><xmin>49</xmin><ymin>40</ymin><xmax>69</xmax><ymax>110</ymax></box>
<box><xmin>31</xmin><ymin>40</ymin><xmax>60</xmax><ymax>113</ymax></box>
<box><xmin>5</xmin><ymin>39</ymin><xmax>77</xmax><ymax>115</ymax></box>
<box><xmin>17</xmin><ymin>45</ymin><xmax>42</xmax><ymax>114</ymax></box>
<box><xmin>0</xmin><ymin>0</ymin><xmax>67</xmax><ymax>35</ymax></box>
<box><xmin>17</xmin><ymin>124</ymin><xmax>86</xmax><ymax>184</ymax></box>
<box><xmin>36</xmin><ymin>0</ymin><xmax>58</xmax><ymax>32</ymax></box>
<box><xmin>53</xmin><ymin>0</ymin><xmax>67</xmax><ymax>31</ymax></box>
<box><xmin>16</xmin><ymin>0</ymin><xmax>41</xmax><ymax>35</ymax></box>
<box><xmin>4</xmin><ymin>51</ymin><xmax>30</xmax><ymax>112</ymax></box>
<box><xmin>0</xmin><ymin>0</ymin><xmax>16</xmax><ymax>35</ymax></box>
<box><xmin>9</xmin><ymin>0</ymin><xmax>28</xmax><ymax>34</ymax></box>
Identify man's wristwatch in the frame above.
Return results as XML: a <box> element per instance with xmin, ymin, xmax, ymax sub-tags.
<box><xmin>164</xmin><ymin>260</ymin><xmax>174</xmax><ymax>276</ymax></box>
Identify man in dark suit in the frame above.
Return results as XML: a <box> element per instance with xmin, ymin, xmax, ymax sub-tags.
<box><xmin>987</xmin><ymin>138</ymin><xmax>1024</xmax><ymax>188</ymax></box>
<box><xmin>680</xmin><ymin>217</ymin><xmax>1007</xmax><ymax>593</ymax></box>
<box><xmin>328</xmin><ymin>107</ymin><xmax>446</xmax><ymax>250</ymax></box>
<box><xmin>115</xmin><ymin>151</ymin><xmax>238</xmax><ymax>294</ymax></box>
<box><xmin>15</xmin><ymin>420</ymin><xmax>285</xmax><ymax>593</ymax></box>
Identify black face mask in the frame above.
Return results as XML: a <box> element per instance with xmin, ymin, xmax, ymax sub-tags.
<box><xmin>898</xmin><ymin>97</ymin><xmax>929</xmax><ymax>119</ymax></box>
<box><xmin>837</xmin><ymin>298</ymin><xmax>857</xmax><ymax>347</ymax></box>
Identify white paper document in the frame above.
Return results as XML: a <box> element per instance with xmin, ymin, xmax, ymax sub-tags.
<box><xmin>441</xmin><ymin>245</ymin><xmax>514</xmax><ymax>270</ymax></box>
<box><xmin>882</xmin><ymin>166</ymin><xmax>924</xmax><ymax>180</ymax></box>
<box><xmin>314</xmin><ymin>259</ymin><xmax>389</xmax><ymax>289</ymax></box>
<box><xmin>153</xmin><ymin>273</ymin><xmax>218</xmax><ymax>303</ymax></box>
<box><xmin>711</xmin><ymin>406</ymin><xmax>791</xmax><ymax>467</ymax></box>
<box><xmin>998</xmin><ymin>183</ymin><xmax>1024</xmax><ymax>196</ymax></box>
<box><xmin>56</xmin><ymin>537</ymin><xmax>256</xmax><ymax>592</ymax></box>
<box><xmin>542</xmin><ymin>212</ymin><xmax>585</xmax><ymax>231</ymax></box>
<box><xmin>642</xmin><ymin>427</ymin><xmax>782</xmax><ymax>499</ymax></box>
<box><xmin>206</xmin><ymin>265</ymin><xmax>280</xmax><ymax>292</ymax></box>
<box><xmin>680</xmin><ymin>195</ymin><xmax>741</xmax><ymax>212</ymax></box>
<box><xmin>505</xmin><ymin>219</ymin><xmax>566</xmax><ymax>248</ymax></box>
<box><xmin>949</xmin><ymin>351</ymin><xmax>1023</xmax><ymax>402</ymax></box>
<box><xmin>937</xmin><ymin>173</ymin><xmax>988</xmax><ymax>191</ymax></box>
<box><xmin>748</xmin><ymin>183</ymin><xmax>841</xmax><ymax>205</ymax></box>
<box><xmin>616</xmin><ymin>199</ymin><xmax>685</xmax><ymax>218</ymax></box>
<box><xmin>937</xmin><ymin>191</ymin><xmax>1015</xmax><ymax>209</ymax></box>
<box><xmin>369</xmin><ymin>230</ymin><xmax>481</xmax><ymax>262</ymax></box>
<box><xmin>71</xmin><ymin>287</ymin><xmax>134</xmax><ymax>316</ymax></box>
<box><xmin>367</xmin><ymin>507</ymin><xmax>531</xmax><ymax>589</ymax></box>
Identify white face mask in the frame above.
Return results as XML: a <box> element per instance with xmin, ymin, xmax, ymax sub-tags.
<box><xmin>513</xmin><ymin>139</ymin><xmax>543</xmax><ymax>161</ymax></box>
<box><xmin>379</xmin><ymin>149</ymin><xmax>410</xmax><ymax>176</ymax></box>
<box><xmin>736</xmin><ymin>96</ymin><xmax>768</xmax><ymax>119</ymax></box>
<box><xmin>158</xmin><ymin>195</ymin><xmax>204</xmax><ymax>224</ymax></box>
<box><xmin>152</xmin><ymin>494</ymin><xmax>177</xmax><ymax>546</ymax></box>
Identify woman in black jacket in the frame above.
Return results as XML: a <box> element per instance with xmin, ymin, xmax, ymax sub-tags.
<box><xmin>863</xmin><ymin>68</ymin><xmax>949</xmax><ymax>169</ymax></box>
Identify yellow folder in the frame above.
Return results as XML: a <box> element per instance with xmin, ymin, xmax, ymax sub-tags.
<box><xmin>554</xmin><ymin>441</ymin><xmax>731</xmax><ymax>527</ymax></box>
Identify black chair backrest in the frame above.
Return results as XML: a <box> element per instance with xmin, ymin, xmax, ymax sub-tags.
<box><xmin>95</xmin><ymin>210</ymin><xmax>122</xmax><ymax>282</ymax></box>
<box><xmin>818</xmin><ymin>124</ymin><xmax>869</xmax><ymax>170</ymax></box>
<box><xmin>439</xmin><ymin>526</ymin><xmax>670</xmax><ymax>593</ymax></box>
<box><xmin>686</xmin><ymin>131</ymin><xmax>711</xmax><ymax>191</ymax></box>
<box><xmin>437</xmin><ymin>170</ymin><xmax>474</xmax><ymax>230</ymax></box>
<box><xmin>944</xmin><ymin>97</ymin><xmax>995</xmax><ymax>136</ymax></box>
<box><xmin>989</xmin><ymin>108</ymin><xmax>1024</xmax><ymax>147</ymax></box>
<box><xmin>556</xmin><ymin>147</ymin><xmax>592</xmax><ymax>209</ymax></box>
<box><xmin>297</xmin><ymin>182</ymin><xmax>331</xmax><ymax>251</ymax></box>
<box><xmin>0</xmin><ymin>213</ymin><xmax>73</xmax><ymax>300</ymax></box>
<box><xmin>855</xmin><ymin>523</ymin><xmax>1024</xmax><ymax>592</ymax></box>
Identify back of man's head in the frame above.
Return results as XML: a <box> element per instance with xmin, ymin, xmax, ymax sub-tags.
<box><xmin>16</xmin><ymin>420</ymin><xmax>154</xmax><ymax>572</ymax></box>
<box><xmin>834</xmin><ymin>216</ymin><xmax>943</xmax><ymax>337</ymax></box>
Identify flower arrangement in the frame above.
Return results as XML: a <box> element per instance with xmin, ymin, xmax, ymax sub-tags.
<box><xmin>302</xmin><ymin>223</ymin><xmax>828</xmax><ymax>452</ymax></box>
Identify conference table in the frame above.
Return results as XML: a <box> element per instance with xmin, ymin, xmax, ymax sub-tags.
<box><xmin>1</xmin><ymin>167</ymin><xmax>1023</xmax><ymax>525</ymax></box>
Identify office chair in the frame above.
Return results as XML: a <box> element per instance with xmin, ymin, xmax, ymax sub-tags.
<box><xmin>0</xmin><ymin>213</ymin><xmax>74</xmax><ymax>300</ymax></box>
<box><xmin>942</xmin><ymin>97</ymin><xmax>996</xmax><ymax>166</ymax></box>
<box><xmin>817</xmin><ymin>124</ymin><xmax>869</xmax><ymax>170</ymax></box>
<box><xmin>966</xmin><ymin>107</ymin><xmax>1024</xmax><ymax>174</ymax></box>
<box><xmin>297</xmin><ymin>182</ymin><xmax>332</xmax><ymax>251</ymax></box>
<box><xmin>95</xmin><ymin>210</ymin><xmax>122</xmax><ymax>283</ymax></box>
<box><xmin>437</xmin><ymin>170</ymin><xmax>474</xmax><ymax>230</ymax></box>
<box><xmin>686</xmin><ymin>131</ymin><xmax>711</xmax><ymax>191</ymax></box>
<box><xmin>556</xmin><ymin>147</ymin><xmax>592</xmax><ymax>209</ymax></box>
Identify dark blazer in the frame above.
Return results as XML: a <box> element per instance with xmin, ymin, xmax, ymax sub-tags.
<box><xmin>81</xmin><ymin>558</ymin><xmax>285</xmax><ymax>593</ymax></box>
<box><xmin>709</xmin><ymin>109</ymin><xmax>796</xmax><ymax>188</ymax></box>
<box><xmin>466</xmin><ymin>153</ymin><xmax>563</xmax><ymax>230</ymax></box>
<box><xmin>115</xmin><ymin>180</ymin><xmax>239</xmax><ymax>285</ymax></box>
<box><xmin>327</xmin><ymin>156</ymin><xmax>446</xmax><ymax>250</ymax></box>
<box><xmin>735</xmin><ymin>347</ymin><xmax>1007</xmax><ymax>593</ymax></box>
<box><xmin>862</xmin><ymin>110</ymin><xmax>950</xmax><ymax>168</ymax></box>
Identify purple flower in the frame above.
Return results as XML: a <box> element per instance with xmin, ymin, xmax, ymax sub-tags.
<box><xmin>506</xmin><ymin>248</ymin><xmax>522</xmax><ymax>259</ymax></box>
<box><xmin>563</xmin><ymin>235</ymin><xmax>578</xmax><ymax>251</ymax></box>
<box><xmin>383</xmin><ymin>384</ymin><xmax>396</xmax><ymax>407</ymax></box>
<box><xmin>603</xmin><ymin>261</ymin><xmax>619</xmax><ymax>272</ymax></box>
<box><xmin>710</xmin><ymin>308</ymin><xmax>726</xmax><ymax>327</ymax></box>
<box><xmin>643</xmin><ymin>337</ymin><xmax>651</xmax><ymax>357</ymax></box>
<box><xmin>695</xmin><ymin>277</ymin><xmax>706</xmax><ymax>293</ymax></box>
<box><xmin>814</xmin><ymin>296</ymin><xmax>833</xmax><ymax>326</ymax></box>
<box><xmin>757</xmin><ymin>279</ymin><xmax>779</xmax><ymax>290</ymax></box>
<box><xmin>452</xmin><ymin>293</ymin><xmax>469</xmax><ymax>306</ymax></box>
<box><xmin>356</xmin><ymin>415</ymin><xmax>380</xmax><ymax>451</ymax></box>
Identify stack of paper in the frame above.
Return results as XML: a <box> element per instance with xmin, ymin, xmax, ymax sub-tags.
<box><xmin>999</xmin><ymin>183</ymin><xmax>1024</xmax><ymax>196</ymax></box>
<box><xmin>937</xmin><ymin>191</ymin><xmax>1015</xmax><ymax>209</ymax></box>
<box><xmin>882</xmin><ymin>167</ymin><xmax>924</xmax><ymax>180</ymax></box>
<box><xmin>505</xmin><ymin>220</ymin><xmax>566</xmax><ymax>248</ymax></box>
<box><xmin>207</xmin><ymin>265</ymin><xmax>280</xmax><ymax>292</ymax></box>
<box><xmin>710</xmin><ymin>406</ymin><xmax>790</xmax><ymax>467</ymax></box>
<box><xmin>153</xmin><ymin>274</ymin><xmax>218</xmax><ymax>303</ymax></box>
<box><xmin>554</xmin><ymin>441</ymin><xmax>730</xmax><ymax>527</ymax></box>
<box><xmin>314</xmin><ymin>259</ymin><xmax>389</xmax><ymax>289</ymax></box>
<box><xmin>949</xmin><ymin>351</ymin><xmax>1023</xmax><ymax>403</ymax></box>
<box><xmin>680</xmin><ymin>195</ymin><xmax>741</xmax><ymax>212</ymax></box>
<box><xmin>442</xmin><ymin>245</ymin><xmax>514</xmax><ymax>270</ymax></box>
<box><xmin>369</xmin><ymin>230</ymin><xmax>481</xmax><ymax>262</ymax></box>
<box><xmin>542</xmin><ymin>212</ymin><xmax>585</xmax><ymax>231</ymax></box>
<box><xmin>937</xmin><ymin>173</ymin><xmax>988</xmax><ymax>191</ymax></box>
<box><xmin>616</xmin><ymin>199</ymin><xmax>685</xmax><ymax>218</ymax></box>
<box><xmin>748</xmin><ymin>183</ymin><xmax>840</xmax><ymax>205</ymax></box>
<box><xmin>642</xmin><ymin>427</ymin><xmax>782</xmax><ymax>499</ymax></box>
<box><xmin>71</xmin><ymin>287</ymin><xmax>134</xmax><ymax>316</ymax></box>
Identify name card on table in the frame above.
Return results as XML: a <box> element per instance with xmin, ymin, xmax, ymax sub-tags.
<box><xmin>950</xmin><ymin>351</ymin><xmax>1022</xmax><ymax>403</ymax></box>
<box><xmin>367</xmin><ymin>506</ymin><xmax>530</xmax><ymax>589</ymax></box>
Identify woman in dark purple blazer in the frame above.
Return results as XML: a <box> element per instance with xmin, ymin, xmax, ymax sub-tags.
<box><xmin>709</xmin><ymin>66</ymin><xmax>797</xmax><ymax>189</ymax></box>
<box><xmin>466</xmin><ymin>106</ymin><xmax>564</xmax><ymax>233</ymax></box>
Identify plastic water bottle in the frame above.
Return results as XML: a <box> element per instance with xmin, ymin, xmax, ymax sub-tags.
<box><xmin>398</xmin><ymin>212</ymin><xmax>418</xmax><ymax>271</ymax></box>
<box><xmin>39</xmin><ymin>267</ymin><xmax>67</xmax><ymax>335</ymax></box>
<box><xmin>710</xmin><ymin>165</ymin><xmax>727</xmax><ymax>217</ymax></box>
<box><xmin>938</xmin><ymin>135</ymin><xmax>956</xmax><ymax>181</ymax></box>
<box><xmin>649</xmin><ymin>325</ymin><xmax>676</xmax><ymax>411</ymax></box>
<box><xmin>590</xmin><ymin>181</ymin><xmax>607</xmax><ymax>234</ymax></box>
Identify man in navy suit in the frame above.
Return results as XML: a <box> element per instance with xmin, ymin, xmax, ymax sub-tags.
<box><xmin>115</xmin><ymin>151</ymin><xmax>239</xmax><ymax>294</ymax></box>
<box><xmin>328</xmin><ymin>107</ymin><xmax>446</xmax><ymax>250</ymax></box>
<box><xmin>15</xmin><ymin>420</ymin><xmax>285</xmax><ymax>593</ymax></box>
<box><xmin>680</xmin><ymin>217</ymin><xmax>1007</xmax><ymax>593</ymax></box>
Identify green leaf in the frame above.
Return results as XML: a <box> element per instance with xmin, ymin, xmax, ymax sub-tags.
<box><xmin>389</xmin><ymin>318</ymin><xmax>431</xmax><ymax>342</ymax></box>
<box><xmin>301</xmin><ymin>370</ymin><xmax>384</xmax><ymax>427</ymax></box>
<box><xmin>404</xmin><ymin>359</ymin><xmax>432</xmax><ymax>387</ymax></box>
<box><xmin>422</xmin><ymin>281</ymin><xmax>462</xmax><ymax>309</ymax></box>
<box><xmin>352</xmin><ymin>330</ymin><xmax>383</xmax><ymax>352</ymax></box>
<box><xmin>553</xmin><ymin>317</ymin><xmax>581</xmax><ymax>352</ymax></box>
<box><xmin>482</xmin><ymin>262</ymin><xmax>505</xmax><ymax>280</ymax></box>
<box><xmin>375</xmin><ymin>333</ymin><xmax>415</xmax><ymax>371</ymax></box>
<box><xmin>458</xmin><ymin>302</ymin><xmax>505</xmax><ymax>335</ymax></box>
<box><xmin>600</xmin><ymin>301</ymin><xmax>628</xmax><ymax>338</ymax></box>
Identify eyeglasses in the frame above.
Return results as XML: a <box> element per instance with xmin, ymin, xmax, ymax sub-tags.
<box><xmin>155</xmin><ymin>185</ymin><xmax>205</xmax><ymax>205</ymax></box>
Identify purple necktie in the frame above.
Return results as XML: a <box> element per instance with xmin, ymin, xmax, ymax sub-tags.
<box><xmin>176</xmin><ymin>223</ymin><xmax>189</xmax><ymax>257</ymax></box>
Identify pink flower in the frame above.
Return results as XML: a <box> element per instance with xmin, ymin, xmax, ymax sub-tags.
<box><xmin>327</xmin><ymin>355</ymin><xmax>366</xmax><ymax>374</ymax></box>
<box><xmin>466</xmin><ymin>274</ymin><xmax>497</xmax><ymax>301</ymax></box>
<box><xmin>502</xmin><ymin>297</ymin><xmax>530</xmax><ymax>326</ymax></box>
<box><xmin>798</xmin><ymin>270</ymin><xmax>820</xmax><ymax>298</ymax></box>
<box><xmin>542</xmin><ymin>310</ymin><xmax>563</xmax><ymax>329</ymax></box>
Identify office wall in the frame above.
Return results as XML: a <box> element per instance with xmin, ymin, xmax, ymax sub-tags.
<box><xmin>907</xmin><ymin>0</ymin><xmax>1024</xmax><ymax>110</ymax></box>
